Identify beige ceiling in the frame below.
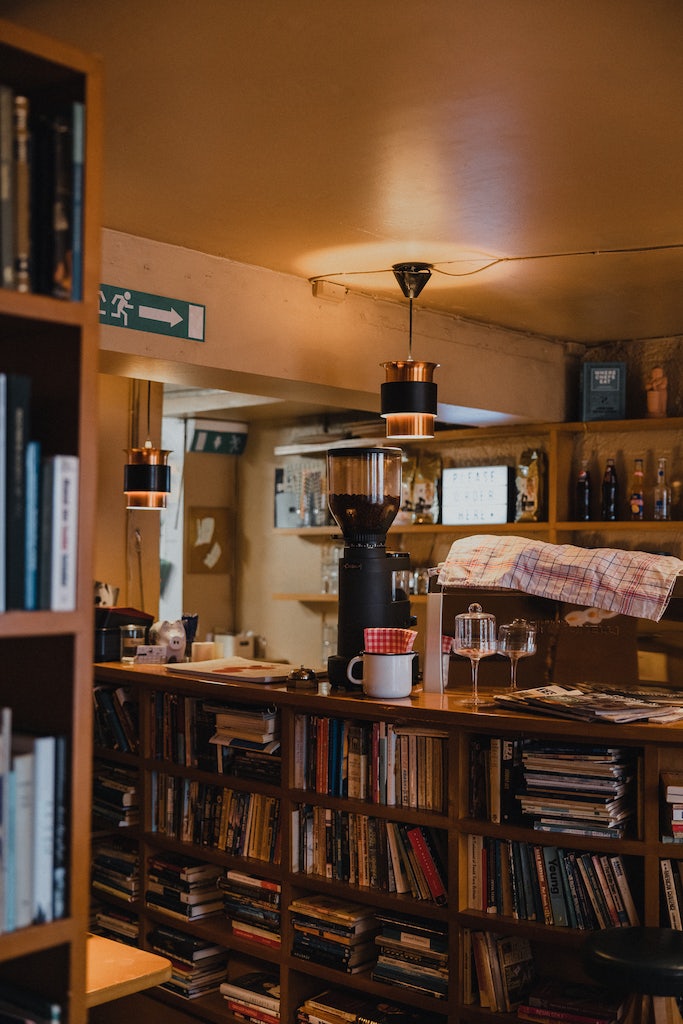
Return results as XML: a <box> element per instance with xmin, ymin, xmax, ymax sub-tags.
<box><xmin>7</xmin><ymin>0</ymin><xmax>683</xmax><ymax>343</ymax></box>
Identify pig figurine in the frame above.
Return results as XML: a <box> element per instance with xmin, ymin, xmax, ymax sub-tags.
<box><xmin>150</xmin><ymin>619</ymin><xmax>187</xmax><ymax>663</ymax></box>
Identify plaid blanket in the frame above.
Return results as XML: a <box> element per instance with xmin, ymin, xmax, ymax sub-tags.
<box><xmin>437</xmin><ymin>535</ymin><xmax>683</xmax><ymax>621</ymax></box>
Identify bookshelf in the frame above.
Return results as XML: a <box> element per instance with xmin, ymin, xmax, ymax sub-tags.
<box><xmin>0</xmin><ymin>17</ymin><xmax>101</xmax><ymax>1024</ymax></box>
<box><xmin>91</xmin><ymin>663</ymin><xmax>683</xmax><ymax>1024</ymax></box>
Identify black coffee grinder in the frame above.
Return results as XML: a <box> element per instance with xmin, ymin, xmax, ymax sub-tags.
<box><xmin>326</xmin><ymin>447</ymin><xmax>413</xmax><ymax>689</ymax></box>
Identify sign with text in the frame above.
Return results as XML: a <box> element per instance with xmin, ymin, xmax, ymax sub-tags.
<box><xmin>99</xmin><ymin>284</ymin><xmax>205</xmax><ymax>341</ymax></box>
<box><xmin>441</xmin><ymin>465</ymin><xmax>515</xmax><ymax>524</ymax></box>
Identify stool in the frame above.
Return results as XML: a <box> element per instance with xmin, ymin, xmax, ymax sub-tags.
<box><xmin>583</xmin><ymin>927</ymin><xmax>683</xmax><ymax>1024</ymax></box>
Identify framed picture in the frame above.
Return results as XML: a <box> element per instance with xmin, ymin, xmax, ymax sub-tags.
<box><xmin>187</xmin><ymin>506</ymin><xmax>231</xmax><ymax>574</ymax></box>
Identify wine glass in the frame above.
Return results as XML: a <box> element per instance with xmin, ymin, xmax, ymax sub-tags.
<box><xmin>453</xmin><ymin>603</ymin><xmax>497</xmax><ymax>707</ymax></box>
<box><xmin>497</xmin><ymin>618</ymin><xmax>537</xmax><ymax>690</ymax></box>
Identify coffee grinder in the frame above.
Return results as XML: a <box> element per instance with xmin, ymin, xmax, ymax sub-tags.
<box><xmin>326</xmin><ymin>447</ymin><xmax>413</xmax><ymax>689</ymax></box>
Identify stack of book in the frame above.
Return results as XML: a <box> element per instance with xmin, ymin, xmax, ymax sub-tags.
<box><xmin>92</xmin><ymin>761</ymin><xmax>139</xmax><ymax>829</ymax></box>
<box><xmin>661</xmin><ymin>770</ymin><xmax>683</xmax><ymax>844</ymax></box>
<box><xmin>148</xmin><ymin>923</ymin><xmax>229</xmax><ymax>999</ymax></box>
<box><xmin>517</xmin><ymin>978</ymin><xmax>623</xmax><ymax>1024</ymax></box>
<box><xmin>297</xmin><ymin>987</ymin><xmax>443</xmax><ymax>1023</ymax></box>
<box><xmin>208</xmin><ymin>700</ymin><xmax>280</xmax><ymax>752</ymax></box>
<box><xmin>91</xmin><ymin>836</ymin><xmax>140</xmax><ymax>903</ymax></box>
<box><xmin>0</xmin><ymin>85</ymin><xmax>84</xmax><ymax>299</ymax></box>
<box><xmin>289</xmin><ymin>894</ymin><xmax>378</xmax><ymax>974</ymax></box>
<box><xmin>0</xmin><ymin>372</ymin><xmax>79</xmax><ymax>613</ymax></box>
<box><xmin>217</xmin><ymin>868</ymin><xmax>281</xmax><ymax>947</ymax></box>
<box><xmin>516</xmin><ymin>740</ymin><xmax>637</xmax><ymax>839</ymax></box>
<box><xmin>293</xmin><ymin>715</ymin><xmax>448</xmax><ymax>812</ymax></box>
<box><xmin>292</xmin><ymin>807</ymin><xmax>447</xmax><ymax>903</ymax></box>
<box><xmin>467</xmin><ymin>930</ymin><xmax>535</xmax><ymax>1012</ymax></box>
<box><xmin>92</xmin><ymin>904</ymin><xmax>139</xmax><ymax>945</ymax></box>
<box><xmin>372</xmin><ymin>909</ymin><xmax>448</xmax><ymax>1000</ymax></box>
<box><xmin>93</xmin><ymin>685</ymin><xmax>139</xmax><ymax>754</ymax></box>
<box><xmin>219</xmin><ymin>969</ymin><xmax>280</xmax><ymax>1024</ymax></box>
<box><xmin>2</xmin><ymin>723</ymin><xmax>68</xmax><ymax>930</ymax></box>
<box><xmin>145</xmin><ymin>851</ymin><xmax>222</xmax><ymax>921</ymax></box>
<box><xmin>466</xmin><ymin>834</ymin><xmax>640</xmax><ymax>929</ymax></box>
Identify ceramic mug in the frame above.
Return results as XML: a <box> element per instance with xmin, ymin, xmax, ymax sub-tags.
<box><xmin>346</xmin><ymin>651</ymin><xmax>416</xmax><ymax>698</ymax></box>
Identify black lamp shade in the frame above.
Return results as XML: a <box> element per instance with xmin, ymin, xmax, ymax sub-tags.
<box><xmin>380</xmin><ymin>380</ymin><xmax>437</xmax><ymax>416</ymax></box>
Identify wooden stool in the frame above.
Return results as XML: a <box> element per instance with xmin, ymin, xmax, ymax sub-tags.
<box><xmin>583</xmin><ymin>927</ymin><xmax>683</xmax><ymax>1024</ymax></box>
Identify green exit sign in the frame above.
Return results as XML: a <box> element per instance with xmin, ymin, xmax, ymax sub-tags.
<box><xmin>99</xmin><ymin>284</ymin><xmax>205</xmax><ymax>341</ymax></box>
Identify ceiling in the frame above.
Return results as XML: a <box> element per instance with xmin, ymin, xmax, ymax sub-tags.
<box><xmin>7</xmin><ymin>0</ymin><xmax>683</xmax><ymax>345</ymax></box>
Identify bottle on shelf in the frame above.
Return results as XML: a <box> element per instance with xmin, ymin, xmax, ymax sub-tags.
<box><xmin>601</xmin><ymin>457</ymin><xmax>618</xmax><ymax>521</ymax></box>
<box><xmin>654</xmin><ymin>457</ymin><xmax>671</xmax><ymax>521</ymax></box>
<box><xmin>628</xmin><ymin>458</ymin><xmax>644</xmax><ymax>521</ymax></box>
<box><xmin>575</xmin><ymin>459</ymin><xmax>592</xmax><ymax>521</ymax></box>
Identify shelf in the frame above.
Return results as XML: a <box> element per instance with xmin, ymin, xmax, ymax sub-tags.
<box><xmin>85</xmin><ymin>934</ymin><xmax>172</xmax><ymax>1008</ymax></box>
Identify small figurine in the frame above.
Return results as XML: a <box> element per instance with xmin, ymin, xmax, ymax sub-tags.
<box><xmin>646</xmin><ymin>366</ymin><xmax>668</xmax><ymax>418</ymax></box>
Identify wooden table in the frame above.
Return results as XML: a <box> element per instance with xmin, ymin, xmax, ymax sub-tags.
<box><xmin>86</xmin><ymin>934</ymin><xmax>172</xmax><ymax>1008</ymax></box>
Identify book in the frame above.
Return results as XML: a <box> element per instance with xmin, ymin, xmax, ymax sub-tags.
<box><xmin>661</xmin><ymin>858</ymin><xmax>682</xmax><ymax>929</ymax></box>
<box><xmin>12</xmin><ymin>95</ymin><xmax>30</xmax><ymax>293</ymax></box>
<box><xmin>10</xmin><ymin>744</ymin><xmax>33</xmax><ymax>929</ymax></box>
<box><xmin>662</xmin><ymin>772</ymin><xmax>683</xmax><ymax>801</ymax></box>
<box><xmin>52</xmin><ymin>734</ymin><xmax>68</xmax><ymax>920</ymax></box>
<box><xmin>23</xmin><ymin>439</ymin><xmax>40</xmax><ymax>610</ymax></box>
<box><xmin>5</xmin><ymin>373</ymin><xmax>31</xmax><ymax>609</ymax></box>
<box><xmin>219</xmin><ymin>970</ymin><xmax>280</xmax><ymax>1012</ymax></box>
<box><xmin>495</xmin><ymin>934</ymin><xmax>535</xmax><ymax>1012</ymax></box>
<box><xmin>405</xmin><ymin>826</ymin><xmax>447</xmax><ymax>904</ymax></box>
<box><xmin>0</xmin><ymin>84</ymin><xmax>13</xmax><ymax>290</ymax></box>
<box><xmin>39</xmin><ymin>454</ymin><xmax>79</xmax><ymax>611</ymax></box>
<box><xmin>542</xmin><ymin>845</ymin><xmax>569</xmax><ymax>926</ymax></box>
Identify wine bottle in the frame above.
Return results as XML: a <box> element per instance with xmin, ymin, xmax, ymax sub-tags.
<box><xmin>628</xmin><ymin>458</ymin><xmax>644</xmax><ymax>521</ymax></box>
<box><xmin>601</xmin><ymin>457</ymin><xmax>618</xmax><ymax>521</ymax></box>
<box><xmin>575</xmin><ymin>459</ymin><xmax>591</xmax><ymax>521</ymax></box>
<box><xmin>654</xmin><ymin>457</ymin><xmax>671</xmax><ymax>521</ymax></box>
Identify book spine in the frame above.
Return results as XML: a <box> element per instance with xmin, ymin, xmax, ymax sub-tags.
<box><xmin>405</xmin><ymin>826</ymin><xmax>447</xmax><ymax>904</ymax></box>
<box><xmin>0</xmin><ymin>85</ymin><xmax>14</xmax><ymax>289</ymax></box>
<box><xmin>608</xmin><ymin>854</ymin><xmax>640</xmax><ymax>926</ymax></box>
<box><xmin>12</xmin><ymin>95</ymin><xmax>30</xmax><ymax>293</ymax></box>
<box><xmin>39</xmin><ymin>455</ymin><xmax>79</xmax><ymax>611</ymax></box>
<box><xmin>5</xmin><ymin>374</ymin><xmax>31</xmax><ymax>609</ymax></box>
<box><xmin>660</xmin><ymin>858</ymin><xmax>682</xmax><ymax>929</ymax></box>
<box><xmin>489</xmin><ymin>737</ymin><xmax>501</xmax><ymax>823</ymax></box>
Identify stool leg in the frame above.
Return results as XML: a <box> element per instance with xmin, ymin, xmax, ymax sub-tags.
<box><xmin>620</xmin><ymin>992</ymin><xmax>650</xmax><ymax>1024</ymax></box>
<box><xmin>652</xmin><ymin>997</ymin><xmax>683</xmax><ymax>1024</ymax></box>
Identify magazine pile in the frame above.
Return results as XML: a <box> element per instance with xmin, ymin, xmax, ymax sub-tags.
<box><xmin>492</xmin><ymin>684</ymin><xmax>683</xmax><ymax>724</ymax></box>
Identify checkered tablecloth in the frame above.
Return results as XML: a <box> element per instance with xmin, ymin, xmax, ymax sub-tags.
<box><xmin>436</xmin><ymin>535</ymin><xmax>683</xmax><ymax>621</ymax></box>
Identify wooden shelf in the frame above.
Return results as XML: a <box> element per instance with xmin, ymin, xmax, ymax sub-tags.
<box><xmin>85</xmin><ymin>935</ymin><xmax>171</xmax><ymax>1008</ymax></box>
<box><xmin>0</xmin><ymin>17</ymin><xmax>102</xmax><ymax>1024</ymax></box>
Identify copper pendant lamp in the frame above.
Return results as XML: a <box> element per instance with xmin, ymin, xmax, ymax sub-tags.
<box><xmin>124</xmin><ymin>381</ymin><xmax>171</xmax><ymax>510</ymax></box>
<box><xmin>381</xmin><ymin>262</ymin><xmax>439</xmax><ymax>439</ymax></box>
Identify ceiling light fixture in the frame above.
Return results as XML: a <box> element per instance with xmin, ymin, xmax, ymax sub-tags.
<box><xmin>124</xmin><ymin>381</ymin><xmax>171</xmax><ymax>510</ymax></box>
<box><xmin>381</xmin><ymin>262</ymin><xmax>439</xmax><ymax>440</ymax></box>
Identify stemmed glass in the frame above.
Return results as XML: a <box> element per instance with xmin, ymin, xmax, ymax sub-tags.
<box><xmin>498</xmin><ymin>618</ymin><xmax>537</xmax><ymax>690</ymax></box>
<box><xmin>453</xmin><ymin>603</ymin><xmax>497</xmax><ymax>707</ymax></box>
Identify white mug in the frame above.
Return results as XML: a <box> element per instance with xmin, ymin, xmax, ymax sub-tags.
<box><xmin>346</xmin><ymin>651</ymin><xmax>416</xmax><ymax>698</ymax></box>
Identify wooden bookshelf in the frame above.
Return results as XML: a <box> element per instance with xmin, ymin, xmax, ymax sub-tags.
<box><xmin>92</xmin><ymin>662</ymin><xmax>683</xmax><ymax>1024</ymax></box>
<box><xmin>0</xmin><ymin>17</ymin><xmax>101</xmax><ymax>1024</ymax></box>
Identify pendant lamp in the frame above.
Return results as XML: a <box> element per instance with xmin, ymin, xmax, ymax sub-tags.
<box><xmin>124</xmin><ymin>381</ymin><xmax>171</xmax><ymax>510</ymax></box>
<box><xmin>381</xmin><ymin>262</ymin><xmax>439</xmax><ymax>439</ymax></box>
